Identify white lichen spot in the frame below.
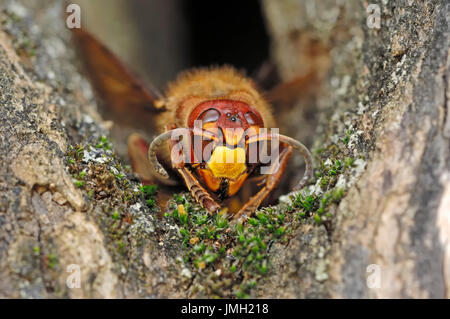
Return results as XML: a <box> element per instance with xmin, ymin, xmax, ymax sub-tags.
<box><xmin>82</xmin><ymin>149</ymin><xmax>108</xmax><ymax>164</ymax></box>
<box><xmin>318</xmin><ymin>246</ymin><xmax>326</xmax><ymax>259</ymax></box>
<box><xmin>331</xmin><ymin>134</ymin><xmax>339</xmax><ymax>144</ymax></box>
<box><xmin>308</xmin><ymin>179</ymin><xmax>324</xmax><ymax>196</ymax></box>
<box><xmin>47</xmin><ymin>71</ymin><xmax>55</xmax><ymax>80</ymax></box>
<box><xmin>278</xmin><ymin>194</ymin><xmax>291</xmax><ymax>204</ymax></box>
<box><xmin>82</xmin><ymin>150</ymin><xmax>94</xmax><ymax>163</ymax></box>
<box><xmin>347</xmin><ymin>130</ymin><xmax>364</xmax><ymax>151</ymax></box>
<box><xmin>336</xmin><ymin>75</ymin><xmax>351</xmax><ymax>96</ymax></box>
<box><xmin>43</xmin><ymin>38</ymin><xmax>66</xmax><ymax>59</ymax></box>
<box><xmin>82</xmin><ymin>114</ymin><xmax>94</xmax><ymax>124</ymax></box>
<box><xmin>372</xmin><ymin>109</ymin><xmax>380</xmax><ymax>119</ymax></box>
<box><xmin>352</xmin><ymin>159</ymin><xmax>367</xmax><ymax>176</ymax></box>
<box><xmin>130</xmin><ymin>202</ymin><xmax>143</xmax><ymax>212</ymax></box>
<box><xmin>129</xmin><ymin>216</ymin><xmax>155</xmax><ymax>235</ymax></box>
<box><xmin>357</xmin><ymin>102</ymin><xmax>367</xmax><ymax>115</ymax></box>
<box><xmin>315</xmin><ymin>259</ymin><xmax>329</xmax><ymax>282</ymax></box>
<box><xmin>129</xmin><ymin>202</ymin><xmax>155</xmax><ymax>235</ymax></box>
<box><xmin>343</xmin><ymin>118</ymin><xmax>352</xmax><ymax>127</ymax></box>
<box><xmin>181</xmin><ymin>268</ymin><xmax>192</xmax><ymax>279</ymax></box>
<box><xmin>330</xmin><ymin>76</ymin><xmax>340</xmax><ymax>88</ymax></box>
<box><xmin>335</xmin><ymin>174</ymin><xmax>347</xmax><ymax>189</ymax></box>
<box><xmin>7</xmin><ymin>1</ymin><xmax>28</xmax><ymax>18</ymax></box>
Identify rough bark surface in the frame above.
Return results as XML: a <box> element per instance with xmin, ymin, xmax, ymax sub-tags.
<box><xmin>259</xmin><ymin>0</ymin><xmax>449</xmax><ymax>298</ymax></box>
<box><xmin>0</xmin><ymin>0</ymin><xmax>448</xmax><ymax>299</ymax></box>
<box><xmin>0</xmin><ymin>0</ymin><xmax>185</xmax><ymax>298</ymax></box>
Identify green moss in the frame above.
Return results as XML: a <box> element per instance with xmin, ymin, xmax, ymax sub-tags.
<box><xmin>111</xmin><ymin>210</ymin><xmax>120</xmax><ymax>220</ymax></box>
<box><xmin>75</xmin><ymin>145</ymin><xmax>84</xmax><ymax>160</ymax></box>
<box><xmin>341</xmin><ymin>129</ymin><xmax>354</xmax><ymax>145</ymax></box>
<box><xmin>320</xmin><ymin>176</ymin><xmax>329</xmax><ymax>188</ymax></box>
<box><xmin>314</xmin><ymin>214</ymin><xmax>322</xmax><ymax>224</ymax></box>
<box><xmin>293</xmin><ymin>193</ymin><xmax>317</xmax><ymax>212</ymax></box>
<box><xmin>138</xmin><ymin>185</ymin><xmax>159</xmax><ymax>209</ymax></box>
<box><xmin>33</xmin><ymin>245</ymin><xmax>40</xmax><ymax>255</ymax></box>
<box><xmin>145</xmin><ymin>198</ymin><xmax>155</xmax><ymax>207</ymax></box>
<box><xmin>162</xmin><ymin>195</ymin><xmax>308</xmax><ymax>298</ymax></box>
<box><xmin>203</xmin><ymin>250</ymin><xmax>219</xmax><ymax>264</ymax></box>
<box><xmin>141</xmin><ymin>185</ymin><xmax>158</xmax><ymax>197</ymax></box>
<box><xmin>74</xmin><ymin>180</ymin><xmax>84</xmax><ymax>188</ymax></box>
<box><xmin>193</xmin><ymin>243</ymin><xmax>206</xmax><ymax>253</ymax></box>
<box><xmin>274</xmin><ymin>227</ymin><xmax>286</xmax><ymax>237</ymax></box>
<box><xmin>114</xmin><ymin>172</ymin><xmax>124</xmax><ymax>180</ymax></box>
<box><xmin>345</xmin><ymin>157</ymin><xmax>355</xmax><ymax>168</ymax></box>
<box><xmin>78</xmin><ymin>170</ymin><xmax>86</xmax><ymax>179</ymax></box>
<box><xmin>96</xmin><ymin>135</ymin><xmax>112</xmax><ymax>150</ymax></box>
<box><xmin>193</xmin><ymin>212</ymin><xmax>208</xmax><ymax>225</ymax></box>
<box><xmin>329</xmin><ymin>159</ymin><xmax>342</xmax><ymax>176</ymax></box>
<box><xmin>256</xmin><ymin>212</ymin><xmax>268</xmax><ymax>224</ymax></box>
<box><xmin>215</xmin><ymin>215</ymin><xmax>228</xmax><ymax>229</ymax></box>
<box><xmin>173</xmin><ymin>193</ymin><xmax>184</xmax><ymax>204</ymax></box>
<box><xmin>331</xmin><ymin>188</ymin><xmax>345</xmax><ymax>201</ymax></box>
<box><xmin>47</xmin><ymin>253</ymin><xmax>58</xmax><ymax>269</ymax></box>
<box><xmin>248</xmin><ymin>217</ymin><xmax>259</xmax><ymax>227</ymax></box>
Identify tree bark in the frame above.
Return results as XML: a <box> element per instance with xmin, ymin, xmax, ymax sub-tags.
<box><xmin>0</xmin><ymin>0</ymin><xmax>185</xmax><ymax>298</ymax></box>
<box><xmin>258</xmin><ymin>0</ymin><xmax>449</xmax><ymax>298</ymax></box>
<box><xmin>0</xmin><ymin>0</ymin><xmax>448</xmax><ymax>299</ymax></box>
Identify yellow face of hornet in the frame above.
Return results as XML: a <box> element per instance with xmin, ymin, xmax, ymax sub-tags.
<box><xmin>207</xmin><ymin>145</ymin><xmax>247</xmax><ymax>179</ymax></box>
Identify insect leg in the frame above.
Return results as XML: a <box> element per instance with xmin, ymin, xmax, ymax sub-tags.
<box><xmin>177</xmin><ymin>167</ymin><xmax>221</xmax><ymax>214</ymax></box>
<box><xmin>233</xmin><ymin>145</ymin><xmax>294</xmax><ymax>221</ymax></box>
<box><xmin>167</xmin><ymin>126</ymin><xmax>220</xmax><ymax>214</ymax></box>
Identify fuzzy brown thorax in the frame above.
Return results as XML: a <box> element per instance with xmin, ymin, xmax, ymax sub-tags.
<box><xmin>157</xmin><ymin>67</ymin><xmax>275</xmax><ymax>132</ymax></box>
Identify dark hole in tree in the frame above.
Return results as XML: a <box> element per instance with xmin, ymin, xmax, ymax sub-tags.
<box><xmin>182</xmin><ymin>0</ymin><xmax>270</xmax><ymax>74</ymax></box>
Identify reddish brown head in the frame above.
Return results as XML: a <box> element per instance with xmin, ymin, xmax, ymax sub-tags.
<box><xmin>188</xmin><ymin>99</ymin><xmax>264</xmax><ymax>145</ymax></box>
<box><xmin>186</xmin><ymin>99</ymin><xmax>265</xmax><ymax>198</ymax></box>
